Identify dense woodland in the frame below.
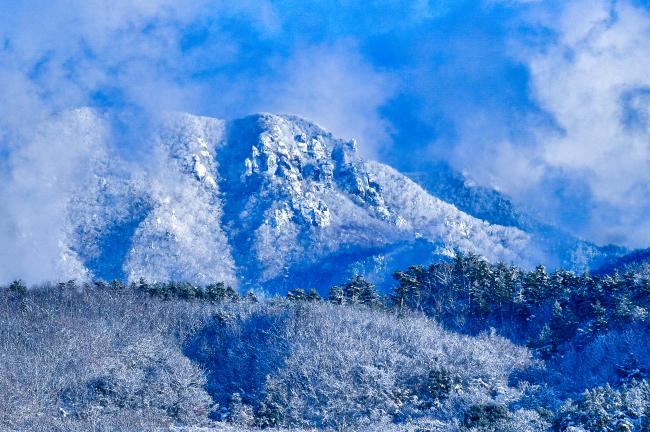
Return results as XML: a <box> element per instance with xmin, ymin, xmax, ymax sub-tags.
<box><xmin>2</xmin><ymin>252</ymin><xmax>650</xmax><ymax>431</ymax></box>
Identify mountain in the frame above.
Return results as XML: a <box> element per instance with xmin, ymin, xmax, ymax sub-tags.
<box><xmin>595</xmin><ymin>248</ymin><xmax>650</xmax><ymax>277</ymax></box>
<box><xmin>404</xmin><ymin>164</ymin><xmax>628</xmax><ymax>271</ymax></box>
<box><xmin>15</xmin><ymin>108</ymin><xmax>624</xmax><ymax>292</ymax></box>
<box><xmin>405</xmin><ymin>162</ymin><xmax>533</xmax><ymax>230</ymax></box>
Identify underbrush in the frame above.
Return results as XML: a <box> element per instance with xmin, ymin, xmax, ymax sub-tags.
<box><xmin>0</xmin><ymin>282</ymin><xmax>550</xmax><ymax>431</ymax></box>
<box><xmin>2</xmin><ymin>276</ymin><xmax>649</xmax><ymax>431</ymax></box>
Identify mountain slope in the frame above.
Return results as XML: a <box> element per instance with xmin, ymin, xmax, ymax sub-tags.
<box><xmin>14</xmin><ymin>109</ymin><xmax>624</xmax><ymax>291</ymax></box>
<box><xmin>405</xmin><ymin>164</ymin><xmax>626</xmax><ymax>270</ymax></box>
<box><xmin>595</xmin><ymin>247</ymin><xmax>650</xmax><ymax>277</ymax></box>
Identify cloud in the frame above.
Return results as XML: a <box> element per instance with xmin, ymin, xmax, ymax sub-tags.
<box><xmin>253</xmin><ymin>42</ymin><xmax>397</xmax><ymax>157</ymax></box>
<box><xmin>420</xmin><ymin>0</ymin><xmax>650</xmax><ymax>248</ymax></box>
<box><xmin>0</xmin><ymin>110</ymin><xmax>108</xmax><ymax>282</ymax></box>
<box><xmin>517</xmin><ymin>0</ymin><xmax>650</xmax><ymax>246</ymax></box>
<box><xmin>0</xmin><ymin>0</ymin><xmax>400</xmax><ymax>282</ymax></box>
<box><xmin>2</xmin><ymin>0</ymin><xmax>650</xmax><ymax>283</ymax></box>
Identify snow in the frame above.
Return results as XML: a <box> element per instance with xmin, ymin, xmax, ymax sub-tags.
<box><xmin>39</xmin><ymin>108</ymin><xmax>620</xmax><ymax>290</ymax></box>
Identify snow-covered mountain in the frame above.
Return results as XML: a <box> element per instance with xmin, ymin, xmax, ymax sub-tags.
<box><xmin>404</xmin><ymin>164</ymin><xmax>628</xmax><ymax>272</ymax></box>
<box><xmin>21</xmin><ymin>108</ymin><xmax>622</xmax><ymax>292</ymax></box>
<box><xmin>595</xmin><ymin>248</ymin><xmax>650</xmax><ymax>277</ymax></box>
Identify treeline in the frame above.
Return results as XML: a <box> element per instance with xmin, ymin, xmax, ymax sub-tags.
<box><xmin>7</xmin><ymin>251</ymin><xmax>650</xmax><ymax>361</ymax></box>
<box><xmin>381</xmin><ymin>252</ymin><xmax>650</xmax><ymax>360</ymax></box>
<box><xmin>0</xmin><ymin>277</ymin><xmax>543</xmax><ymax>431</ymax></box>
<box><xmin>3</xmin><ymin>253</ymin><xmax>650</xmax><ymax>431</ymax></box>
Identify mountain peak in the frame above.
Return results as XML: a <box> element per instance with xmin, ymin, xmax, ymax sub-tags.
<box><xmin>13</xmin><ymin>109</ymin><xmax>622</xmax><ymax>290</ymax></box>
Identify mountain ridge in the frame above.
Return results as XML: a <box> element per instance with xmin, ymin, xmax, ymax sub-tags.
<box><xmin>6</xmin><ymin>108</ymin><xmax>625</xmax><ymax>291</ymax></box>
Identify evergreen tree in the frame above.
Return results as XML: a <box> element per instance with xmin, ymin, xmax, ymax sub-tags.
<box><xmin>175</xmin><ymin>282</ymin><xmax>198</xmax><ymax>300</ymax></box>
<box><xmin>343</xmin><ymin>276</ymin><xmax>368</xmax><ymax>304</ymax></box>
<box><xmin>257</xmin><ymin>388</ymin><xmax>285</xmax><ymax>428</ymax></box>
<box><xmin>306</xmin><ymin>288</ymin><xmax>321</xmax><ymax>302</ymax></box>
<box><xmin>328</xmin><ymin>286</ymin><xmax>344</xmax><ymax>305</ymax></box>
<box><xmin>634</xmin><ymin>277</ymin><xmax>650</xmax><ymax>308</ymax></box>
<box><xmin>136</xmin><ymin>277</ymin><xmax>149</xmax><ymax>295</ymax></box>
<box><xmin>392</xmin><ymin>271</ymin><xmax>416</xmax><ymax>313</ymax></box>
<box><xmin>615</xmin><ymin>354</ymin><xmax>645</xmax><ymax>385</ymax></box>
<box><xmin>468</xmin><ymin>259</ymin><xmax>492</xmax><ymax>317</ymax></box>
<box><xmin>534</xmin><ymin>300</ymin><xmax>578</xmax><ymax>357</ymax></box>
<box><xmin>591</xmin><ymin>301</ymin><xmax>609</xmax><ymax>334</ymax></box>
<box><xmin>533</xmin><ymin>324</ymin><xmax>556</xmax><ymax>359</ymax></box>
<box><xmin>205</xmin><ymin>282</ymin><xmax>227</xmax><ymax>302</ymax></box>
<box><xmin>405</xmin><ymin>266</ymin><xmax>424</xmax><ymax>310</ymax></box>
<box><xmin>225</xmin><ymin>286</ymin><xmax>239</xmax><ymax>302</ymax></box>
<box><xmin>110</xmin><ymin>279</ymin><xmax>125</xmax><ymax>291</ymax></box>
<box><xmin>613</xmin><ymin>295</ymin><xmax>636</xmax><ymax>325</ymax></box>
<box><xmin>491</xmin><ymin>263</ymin><xmax>515</xmax><ymax>310</ymax></box>
<box><xmin>287</xmin><ymin>288</ymin><xmax>306</xmax><ymax>301</ymax></box>
<box><xmin>93</xmin><ymin>280</ymin><xmax>110</xmax><ymax>291</ymax></box>
<box><xmin>523</xmin><ymin>265</ymin><xmax>549</xmax><ymax>305</ymax></box>
<box><xmin>8</xmin><ymin>279</ymin><xmax>27</xmax><ymax>296</ymax></box>
<box><xmin>426</xmin><ymin>367</ymin><xmax>455</xmax><ymax>402</ymax></box>
<box><xmin>359</xmin><ymin>280</ymin><xmax>381</xmax><ymax>308</ymax></box>
<box><xmin>227</xmin><ymin>392</ymin><xmax>254</xmax><ymax>426</ymax></box>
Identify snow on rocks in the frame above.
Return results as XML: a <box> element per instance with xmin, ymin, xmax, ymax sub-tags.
<box><xmin>53</xmin><ymin>109</ymin><xmax>559</xmax><ymax>290</ymax></box>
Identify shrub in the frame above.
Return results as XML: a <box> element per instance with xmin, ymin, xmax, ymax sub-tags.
<box><xmin>463</xmin><ymin>403</ymin><xmax>509</xmax><ymax>429</ymax></box>
<box><xmin>8</xmin><ymin>279</ymin><xmax>27</xmax><ymax>296</ymax></box>
<box><xmin>188</xmin><ymin>303</ymin><xmax>533</xmax><ymax>430</ymax></box>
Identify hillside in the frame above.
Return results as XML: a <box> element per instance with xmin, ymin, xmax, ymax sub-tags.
<box><xmin>3</xmin><ymin>256</ymin><xmax>650</xmax><ymax>431</ymax></box>
<box><xmin>9</xmin><ymin>108</ymin><xmax>622</xmax><ymax>290</ymax></box>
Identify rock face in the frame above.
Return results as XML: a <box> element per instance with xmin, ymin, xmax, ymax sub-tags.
<box><xmin>34</xmin><ymin>109</ymin><xmax>620</xmax><ymax>291</ymax></box>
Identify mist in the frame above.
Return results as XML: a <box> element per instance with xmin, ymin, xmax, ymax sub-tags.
<box><xmin>2</xmin><ymin>0</ymin><xmax>650</xmax><ymax>282</ymax></box>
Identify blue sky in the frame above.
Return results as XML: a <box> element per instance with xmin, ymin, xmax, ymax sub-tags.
<box><xmin>1</xmin><ymin>0</ymin><xmax>650</xmax><ymax>248</ymax></box>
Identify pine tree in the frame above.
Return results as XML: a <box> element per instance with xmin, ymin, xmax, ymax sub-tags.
<box><xmin>534</xmin><ymin>324</ymin><xmax>557</xmax><ymax>359</ymax></box>
<box><xmin>245</xmin><ymin>290</ymin><xmax>259</xmax><ymax>303</ymax></box>
<box><xmin>523</xmin><ymin>265</ymin><xmax>549</xmax><ymax>305</ymax></box>
<box><xmin>613</xmin><ymin>295</ymin><xmax>636</xmax><ymax>325</ymax></box>
<box><xmin>8</xmin><ymin>280</ymin><xmax>27</xmax><ymax>296</ymax></box>
<box><xmin>94</xmin><ymin>280</ymin><xmax>109</xmax><ymax>291</ymax></box>
<box><xmin>615</xmin><ymin>354</ymin><xmax>645</xmax><ymax>385</ymax></box>
<box><xmin>227</xmin><ymin>392</ymin><xmax>254</xmax><ymax>426</ymax></box>
<box><xmin>205</xmin><ymin>282</ymin><xmax>227</xmax><ymax>302</ymax></box>
<box><xmin>405</xmin><ymin>266</ymin><xmax>423</xmax><ymax>310</ymax></box>
<box><xmin>635</xmin><ymin>278</ymin><xmax>650</xmax><ymax>308</ymax></box>
<box><xmin>306</xmin><ymin>288</ymin><xmax>321</xmax><ymax>302</ymax></box>
<box><xmin>257</xmin><ymin>387</ymin><xmax>285</xmax><ymax>428</ymax></box>
<box><xmin>225</xmin><ymin>286</ymin><xmax>239</xmax><ymax>302</ymax></box>
<box><xmin>287</xmin><ymin>288</ymin><xmax>306</xmax><ymax>301</ymax></box>
<box><xmin>468</xmin><ymin>259</ymin><xmax>492</xmax><ymax>317</ymax></box>
<box><xmin>491</xmin><ymin>263</ymin><xmax>515</xmax><ymax>308</ymax></box>
<box><xmin>343</xmin><ymin>276</ymin><xmax>367</xmax><ymax>304</ymax></box>
<box><xmin>328</xmin><ymin>286</ymin><xmax>344</xmax><ymax>305</ymax></box>
<box><xmin>538</xmin><ymin>300</ymin><xmax>577</xmax><ymax>357</ymax></box>
<box><xmin>175</xmin><ymin>282</ymin><xmax>197</xmax><ymax>300</ymax></box>
<box><xmin>136</xmin><ymin>277</ymin><xmax>149</xmax><ymax>295</ymax></box>
<box><xmin>392</xmin><ymin>271</ymin><xmax>417</xmax><ymax>313</ymax></box>
<box><xmin>574</xmin><ymin>273</ymin><xmax>596</xmax><ymax>320</ymax></box>
<box><xmin>452</xmin><ymin>251</ymin><xmax>469</xmax><ymax>296</ymax></box>
<box><xmin>426</xmin><ymin>367</ymin><xmax>455</xmax><ymax>402</ymax></box>
<box><xmin>591</xmin><ymin>301</ymin><xmax>608</xmax><ymax>334</ymax></box>
<box><xmin>359</xmin><ymin>280</ymin><xmax>381</xmax><ymax>308</ymax></box>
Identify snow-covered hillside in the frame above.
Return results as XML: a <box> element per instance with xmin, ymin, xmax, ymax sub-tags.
<box><xmin>404</xmin><ymin>164</ymin><xmax>627</xmax><ymax>271</ymax></box>
<box><xmin>16</xmin><ymin>109</ymin><xmax>622</xmax><ymax>291</ymax></box>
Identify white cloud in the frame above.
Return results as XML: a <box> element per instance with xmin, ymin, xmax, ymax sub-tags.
<box><xmin>0</xmin><ymin>109</ymin><xmax>107</xmax><ymax>282</ymax></box>
<box><xmin>459</xmin><ymin>0</ymin><xmax>650</xmax><ymax>247</ymax></box>
<box><xmin>525</xmin><ymin>0</ymin><xmax>650</xmax><ymax>245</ymax></box>
<box><xmin>255</xmin><ymin>42</ymin><xmax>397</xmax><ymax>157</ymax></box>
<box><xmin>0</xmin><ymin>1</ymin><xmax>399</xmax><ymax>282</ymax></box>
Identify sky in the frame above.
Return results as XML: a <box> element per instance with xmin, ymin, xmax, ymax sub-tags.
<box><xmin>1</xmin><ymin>0</ymin><xmax>650</xmax><ymax>263</ymax></box>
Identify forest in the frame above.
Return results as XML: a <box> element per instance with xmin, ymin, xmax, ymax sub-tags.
<box><xmin>1</xmin><ymin>252</ymin><xmax>649</xmax><ymax>431</ymax></box>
